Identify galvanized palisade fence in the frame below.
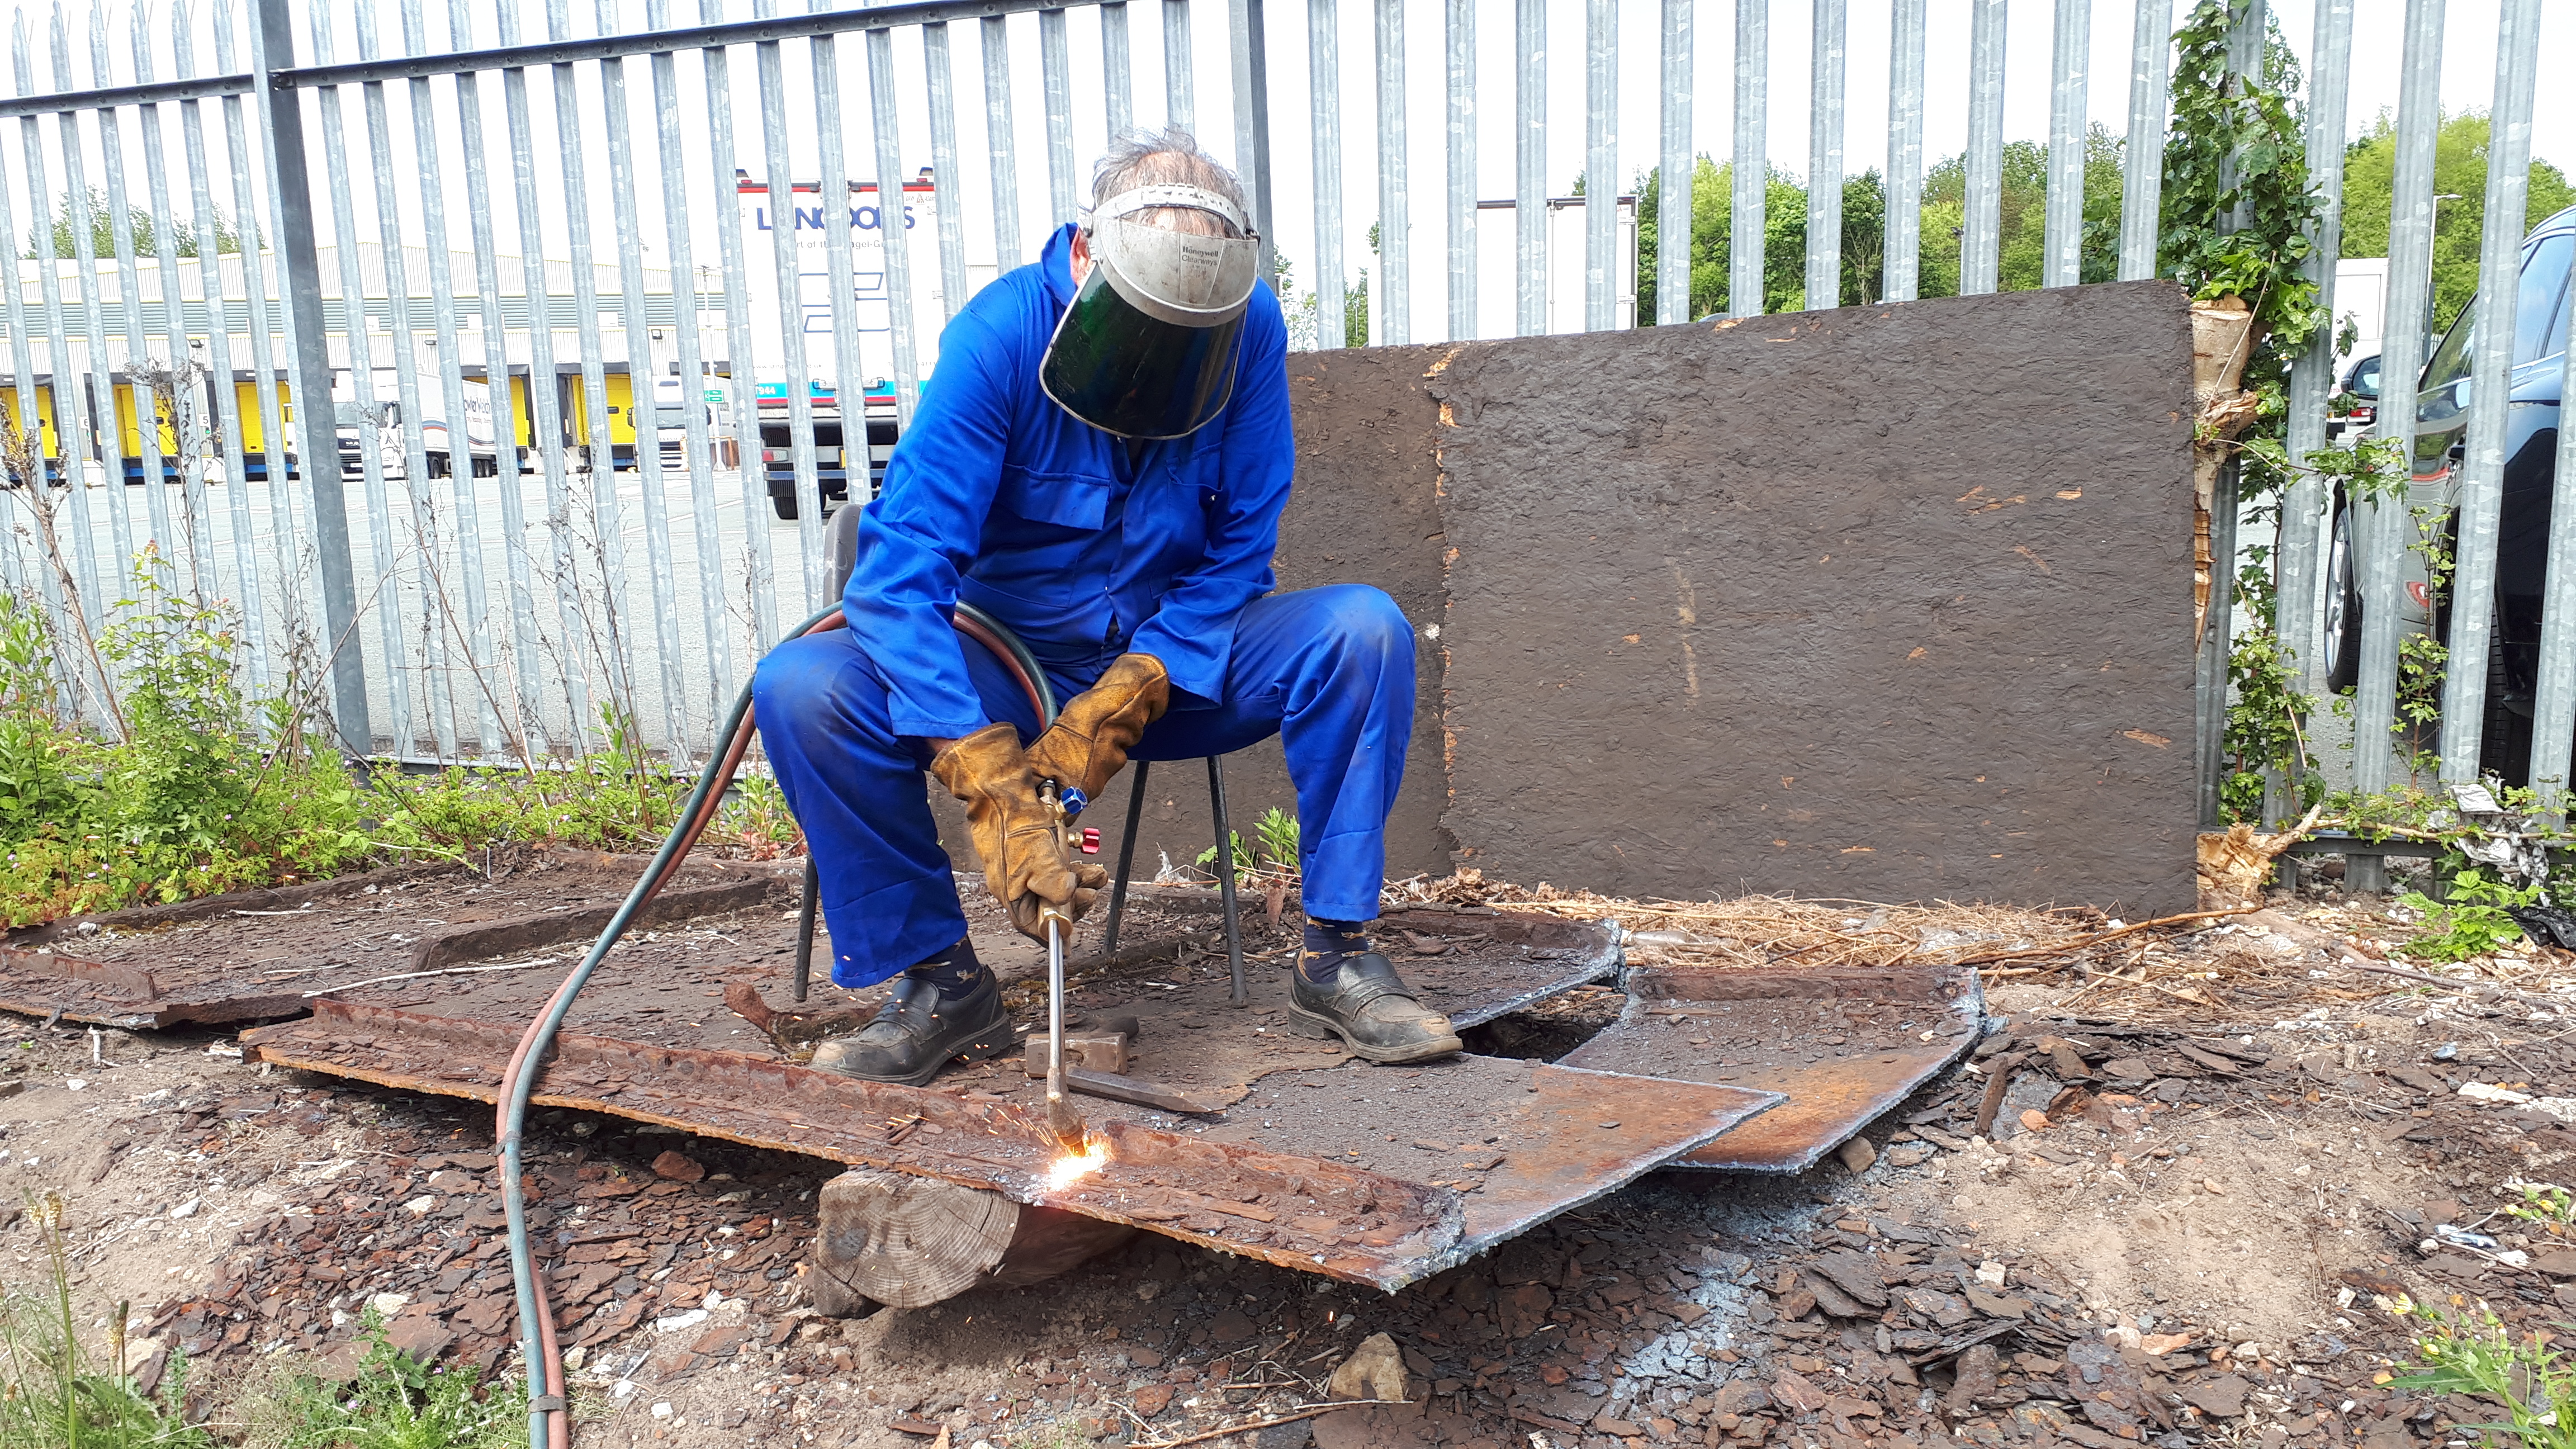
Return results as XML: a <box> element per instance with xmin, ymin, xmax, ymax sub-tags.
<box><xmin>0</xmin><ymin>0</ymin><xmax>2554</xmax><ymax>865</ymax></box>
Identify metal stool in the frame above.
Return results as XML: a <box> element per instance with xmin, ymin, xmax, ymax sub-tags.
<box><xmin>1101</xmin><ymin>756</ymin><xmax>1249</xmax><ymax>1005</ymax></box>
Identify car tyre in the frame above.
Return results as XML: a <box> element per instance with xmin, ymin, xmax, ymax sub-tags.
<box><xmin>771</xmin><ymin>491</ymin><xmax>798</xmax><ymax>522</ymax></box>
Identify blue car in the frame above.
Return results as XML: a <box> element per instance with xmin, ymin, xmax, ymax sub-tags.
<box><xmin>2319</xmin><ymin>203</ymin><xmax>2574</xmax><ymax>783</ymax></box>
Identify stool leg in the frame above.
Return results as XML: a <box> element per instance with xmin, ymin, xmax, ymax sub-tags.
<box><xmin>1104</xmin><ymin>759</ymin><xmax>1150</xmax><ymax>954</ymax></box>
<box><xmin>1208</xmin><ymin>756</ymin><xmax>1247</xmax><ymax>1005</ymax></box>
<box><xmin>792</xmin><ymin>856</ymin><xmax>820</xmax><ymax>1003</ymax></box>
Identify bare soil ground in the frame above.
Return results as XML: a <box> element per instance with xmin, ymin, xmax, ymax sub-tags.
<box><xmin>0</xmin><ymin>863</ymin><xmax>2561</xmax><ymax>1449</ymax></box>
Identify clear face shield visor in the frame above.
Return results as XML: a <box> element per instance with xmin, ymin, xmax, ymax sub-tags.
<box><xmin>1039</xmin><ymin>184</ymin><xmax>1263</xmax><ymax>440</ymax></box>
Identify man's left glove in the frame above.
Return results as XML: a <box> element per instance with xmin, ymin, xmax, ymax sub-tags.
<box><xmin>930</xmin><ymin>723</ymin><xmax>1110</xmax><ymax>940</ymax></box>
<box><xmin>1026</xmin><ymin>652</ymin><xmax>1172</xmax><ymax>802</ymax></box>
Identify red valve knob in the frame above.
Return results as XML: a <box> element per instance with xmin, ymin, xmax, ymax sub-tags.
<box><xmin>1081</xmin><ymin>827</ymin><xmax>1101</xmax><ymax>855</ymax></box>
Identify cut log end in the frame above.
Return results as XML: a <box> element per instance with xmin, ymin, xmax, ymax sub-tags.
<box><xmin>808</xmin><ymin>1169</ymin><xmax>1135</xmax><ymax>1313</ymax></box>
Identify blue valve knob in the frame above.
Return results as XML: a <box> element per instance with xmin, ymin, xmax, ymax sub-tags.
<box><xmin>1060</xmin><ymin>786</ymin><xmax>1089</xmax><ymax>818</ymax></box>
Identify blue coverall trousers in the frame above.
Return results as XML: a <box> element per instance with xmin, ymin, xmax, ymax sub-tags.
<box><xmin>752</xmin><ymin>583</ymin><xmax>1415</xmax><ymax>988</ymax></box>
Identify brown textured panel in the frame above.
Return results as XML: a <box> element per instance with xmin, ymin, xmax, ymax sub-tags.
<box><xmin>1424</xmin><ymin>284</ymin><xmax>2196</xmax><ymax>913</ymax></box>
<box><xmin>1074</xmin><ymin>344</ymin><xmax>1459</xmax><ymax>880</ymax></box>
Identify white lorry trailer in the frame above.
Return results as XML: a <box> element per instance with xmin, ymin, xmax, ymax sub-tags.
<box><xmin>738</xmin><ymin>174</ymin><xmax>955</xmax><ymax>519</ymax></box>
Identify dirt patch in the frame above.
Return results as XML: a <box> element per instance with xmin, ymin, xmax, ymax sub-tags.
<box><xmin>0</xmin><ymin>872</ymin><xmax>2559</xmax><ymax>1449</ymax></box>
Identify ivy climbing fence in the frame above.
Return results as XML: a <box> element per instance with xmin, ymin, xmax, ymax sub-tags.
<box><xmin>0</xmin><ymin>0</ymin><xmax>2549</xmax><ymax>877</ymax></box>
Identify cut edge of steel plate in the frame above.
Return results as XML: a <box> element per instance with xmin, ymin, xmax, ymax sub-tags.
<box><xmin>1439</xmin><ymin>1061</ymin><xmax>1781</xmax><ymax>1270</ymax></box>
<box><xmin>0</xmin><ymin>873</ymin><xmax>798</xmax><ymax>1031</ymax></box>
<box><xmin>1563</xmin><ymin>962</ymin><xmax>1987</xmax><ymax>1174</ymax></box>
<box><xmin>242</xmin><ymin>1000</ymin><xmax>1470</xmax><ymax>1291</ymax></box>
<box><xmin>1438</xmin><ymin>913</ymin><xmax>1622</xmax><ymax>1030</ymax></box>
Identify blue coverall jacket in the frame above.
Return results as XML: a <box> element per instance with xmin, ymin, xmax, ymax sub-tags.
<box><xmin>755</xmin><ymin>223</ymin><xmax>1415</xmax><ymax>986</ymax></box>
<box><xmin>846</xmin><ymin>222</ymin><xmax>1295</xmax><ymax>735</ymax></box>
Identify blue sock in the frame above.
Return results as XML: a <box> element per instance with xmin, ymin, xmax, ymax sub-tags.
<box><xmin>1299</xmin><ymin>919</ymin><xmax>1370</xmax><ymax>985</ymax></box>
<box><xmin>906</xmin><ymin>937</ymin><xmax>987</xmax><ymax>998</ymax></box>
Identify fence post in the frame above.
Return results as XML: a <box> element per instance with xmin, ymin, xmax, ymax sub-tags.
<box><xmin>250</xmin><ymin>0</ymin><xmax>370</xmax><ymax>755</ymax></box>
<box><xmin>1228</xmin><ymin>0</ymin><xmax>1278</xmax><ymax>290</ymax></box>
<box><xmin>2193</xmin><ymin>0</ymin><xmax>2270</xmax><ymax>828</ymax></box>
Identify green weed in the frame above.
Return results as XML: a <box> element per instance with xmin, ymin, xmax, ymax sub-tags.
<box><xmin>1196</xmin><ymin>808</ymin><xmax>1301</xmax><ymax>884</ymax></box>
<box><xmin>2394</xmin><ymin>869</ymin><xmax>2542</xmax><ymax>964</ymax></box>
<box><xmin>1253</xmin><ymin>807</ymin><xmax>1300</xmax><ymax>876</ymax></box>
<box><xmin>2391</xmin><ymin>1298</ymin><xmax>2576</xmax><ymax>1449</ymax></box>
<box><xmin>0</xmin><ymin>1191</ymin><xmax>214</xmax><ymax>1449</ymax></box>
<box><xmin>2505</xmin><ymin>1183</ymin><xmax>2576</xmax><ymax>1229</ymax></box>
<box><xmin>249</xmin><ymin>1310</ymin><xmax>522</xmax><ymax>1449</ymax></box>
<box><xmin>0</xmin><ymin>552</ymin><xmax>785</xmax><ymax>925</ymax></box>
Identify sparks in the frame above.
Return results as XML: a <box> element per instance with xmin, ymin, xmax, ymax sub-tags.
<box><xmin>1044</xmin><ymin>1138</ymin><xmax>1109</xmax><ymax>1192</ymax></box>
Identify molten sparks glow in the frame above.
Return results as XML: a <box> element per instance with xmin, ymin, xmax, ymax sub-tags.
<box><xmin>1045</xmin><ymin>1139</ymin><xmax>1110</xmax><ymax>1192</ymax></box>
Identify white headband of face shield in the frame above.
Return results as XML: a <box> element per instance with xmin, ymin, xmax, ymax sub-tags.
<box><xmin>1076</xmin><ymin>182</ymin><xmax>1254</xmax><ymax>240</ymax></box>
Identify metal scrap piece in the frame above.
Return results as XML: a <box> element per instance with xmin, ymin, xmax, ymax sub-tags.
<box><xmin>242</xmin><ymin>1000</ymin><xmax>1465</xmax><ymax>1289</ymax></box>
<box><xmin>1560</xmin><ymin>962</ymin><xmax>1985</xmax><ymax>1172</ymax></box>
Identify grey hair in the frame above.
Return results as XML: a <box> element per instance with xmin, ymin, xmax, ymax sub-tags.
<box><xmin>1086</xmin><ymin>127</ymin><xmax>1250</xmax><ymax>238</ymax></box>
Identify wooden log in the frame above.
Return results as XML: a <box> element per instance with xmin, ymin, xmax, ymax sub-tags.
<box><xmin>808</xmin><ymin>1169</ymin><xmax>1137</xmax><ymax>1313</ymax></box>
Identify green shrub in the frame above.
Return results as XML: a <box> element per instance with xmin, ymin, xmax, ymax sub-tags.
<box><xmin>2394</xmin><ymin>868</ymin><xmax>2542</xmax><ymax>964</ymax></box>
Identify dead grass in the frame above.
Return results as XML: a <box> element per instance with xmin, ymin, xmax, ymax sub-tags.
<box><xmin>1388</xmin><ymin>870</ymin><xmax>2103</xmax><ymax>971</ymax></box>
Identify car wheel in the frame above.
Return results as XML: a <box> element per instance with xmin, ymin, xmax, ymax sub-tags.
<box><xmin>771</xmin><ymin>491</ymin><xmax>797</xmax><ymax>522</ymax></box>
<box><xmin>2323</xmin><ymin>492</ymin><xmax>2363</xmax><ymax>693</ymax></box>
<box><xmin>2475</xmin><ymin>611</ymin><xmax>2537</xmax><ymax>787</ymax></box>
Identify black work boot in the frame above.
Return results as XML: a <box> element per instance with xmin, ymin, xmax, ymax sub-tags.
<box><xmin>809</xmin><ymin>967</ymin><xmax>1015</xmax><ymax>1086</ymax></box>
<box><xmin>1287</xmin><ymin>953</ymin><xmax>1464</xmax><ymax>1064</ymax></box>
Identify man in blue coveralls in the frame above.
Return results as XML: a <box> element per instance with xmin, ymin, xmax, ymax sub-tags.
<box><xmin>753</xmin><ymin>131</ymin><xmax>1461</xmax><ymax>1086</ymax></box>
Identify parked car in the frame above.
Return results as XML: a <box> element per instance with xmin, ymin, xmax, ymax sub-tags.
<box><xmin>2319</xmin><ymin>203</ymin><xmax>2575</xmax><ymax>783</ymax></box>
<box><xmin>2324</xmin><ymin>352</ymin><xmax>2379</xmax><ymax>443</ymax></box>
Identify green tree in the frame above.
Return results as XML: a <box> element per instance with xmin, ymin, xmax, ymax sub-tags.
<box><xmin>2340</xmin><ymin>110</ymin><xmax>2576</xmax><ymax>332</ymax></box>
<box><xmin>1636</xmin><ymin>128</ymin><xmax>2122</xmax><ymax>321</ymax></box>
<box><xmin>1923</xmin><ymin>128</ymin><xmax>2127</xmax><ymax>295</ymax></box>
<box><xmin>25</xmin><ymin>188</ymin><xmax>252</xmax><ymax>261</ymax></box>
<box><xmin>1635</xmin><ymin>158</ymin><xmax>1854</xmax><ymax>320</ymax></box>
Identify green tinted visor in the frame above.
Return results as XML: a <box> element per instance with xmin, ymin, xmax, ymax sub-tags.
<box><xmin>1039</xmin><ymin>255</ymin><xmax>1249</xmax><ymax>440</ymax></box>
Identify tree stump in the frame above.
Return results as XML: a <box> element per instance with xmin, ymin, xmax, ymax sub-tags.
<box><xmin>808</xmin><ymin>1169</ymin><xmax>1136</xmax><ymax>1313</ymax></box>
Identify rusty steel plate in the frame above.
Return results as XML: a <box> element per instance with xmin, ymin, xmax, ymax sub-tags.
<box><xmin>0</xmin><ymin>852</ymin><xmax>794</xmax><ymax>1030</ymax></box>
<box><xmin>242</xmin><ymin>1000</ymin><xmax>1772</xmax><ymax>1289</ymax></box>
<box><xmin>1558</xmin><ymin>963</ymin><xmax>1985</xmax><ymax>1172</ymax></box>
<box><xmin>1199</xmin><ymin>1055</ymin><xmax>1777</xmax><ymax>1264</ymax></box>
<box><xmin>1370</xmin><ymin>906</ymin><xmax>1624</xmax><ymax>1029</ymax></box>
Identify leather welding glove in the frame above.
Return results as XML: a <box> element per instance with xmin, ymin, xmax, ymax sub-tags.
<box><xmin>930</xmin><ymin>722</ymin><xmax>1109</xmax><ymax>940</ymax></box>
<box><xmin>1025</xmin><ymin>653</ymin><xmax>1172</xmax><ymax>802</ymax></box>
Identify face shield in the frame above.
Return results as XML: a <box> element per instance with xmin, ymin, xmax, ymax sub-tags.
<box><xmin>1039</xmin><ymin>183</ymin><xmax>1262</xmax><ymax>440</ymax></box>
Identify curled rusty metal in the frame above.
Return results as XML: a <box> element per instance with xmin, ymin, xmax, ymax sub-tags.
<box><xmin>1560</xmin><ymin>962</ymin><xmax>1986</xmax><ymax>1172</ymax></box>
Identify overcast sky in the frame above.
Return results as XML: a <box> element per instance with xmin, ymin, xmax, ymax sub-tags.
<box><xmin>5</xmin><ymin>0</ymin><xmax>2564</xmax><ymax>350</ymax></box>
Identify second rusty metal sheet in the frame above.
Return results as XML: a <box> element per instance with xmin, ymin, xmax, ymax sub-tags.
<box><xmin>0</xmin><ymin>851</ymin><xmax>795</xmax><ymax>1030</ymax></box>
<box><xmin>1558</xmin><ymin>963</ymin><xmax>1986</xmax><ymax>1172</ymax></box>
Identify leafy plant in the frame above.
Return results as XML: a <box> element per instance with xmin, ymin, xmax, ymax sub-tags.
<box><xmin>2394</xmin><ymin>868</ymin><xmax>2541</xmax><ymax>963</ymax></box>
<box><xmin>1195</xmin><ymin>809</ymin><xmax>1301</xmax><ymax>885</ymax></box>
<box><xmin>1253</xmin><ymin>807</ymin><xmax>1300</xmax><ymax>876</ymax></box>
<box><xmin>0</xmin><ymin>596</ymin><xmax>84</xmax><ymax>843</ymax></box>
<box><xmin>0</xmin><ymin>1190</ymin><xmax>215</xmax><ymax>1449</ymax></box>
<box><xmin>2504</xmin><ymin>1182</ymin><xmax>2576</xmax><ymax>1228</ymax></box>
<box><xmin>2160</xmin><ymin>2</ymin><xmax>2328</xmax><ymax>361</ymax></box>
<box><xmin>2391</xmin><ymin>1298</ymin><xmax>2576</xmax><ymax>1449</ymax></box>
<box><xmin>258</xmin><ymin>1309</ymin><xmax>521</xmax><ymax>1449</ymax></box>
<box><xmin>1195</xmin><ymin>831</ymin><xmax>1256</xmax><ymax>882</ymax></box>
